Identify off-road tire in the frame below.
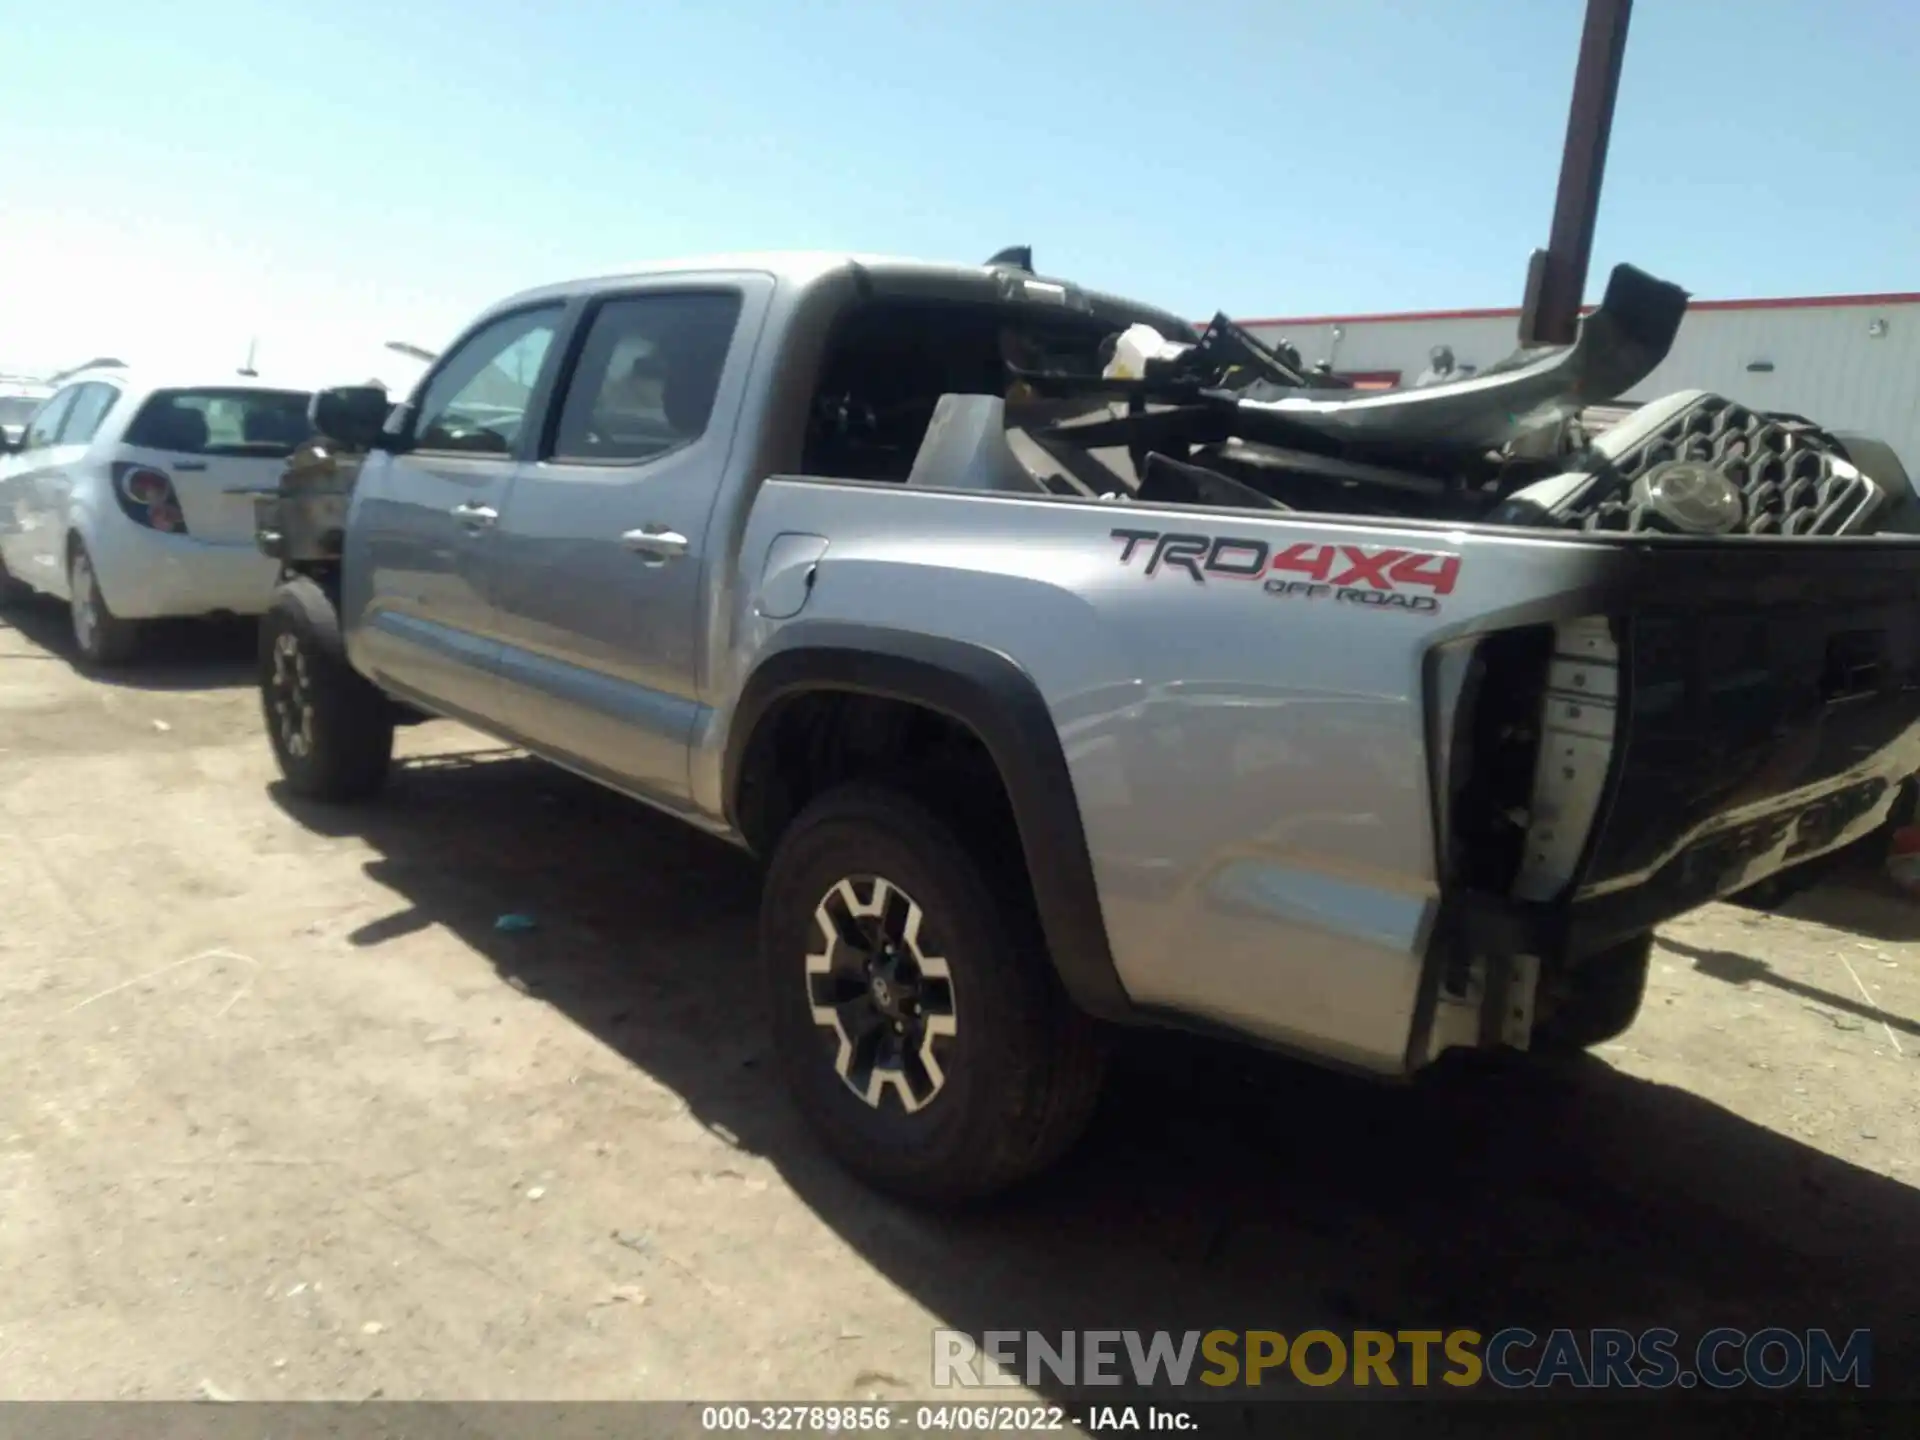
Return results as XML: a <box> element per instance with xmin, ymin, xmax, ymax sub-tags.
<box><xmin>1532</xmin><ymin>933</ymin><xmax>1654</xmax><ymax>1053</ymax></box>
<box><xmin>259</xmin><ymin>576</ymin><xmax>394</xmax><ymax>802</ymax></box>
<box><xmin>761</xmin><ymin>783</ymin><xmax>1108</xmax><ymax>1204</ymax></box>
<box><xmin>67</xmin><ymin>540</ymin><xmax>141</xmax><ymax>667</ymax></box>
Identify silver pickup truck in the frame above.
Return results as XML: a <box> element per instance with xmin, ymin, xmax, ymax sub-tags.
<box><xmin>255</xmin><ymin>250</ymin><xmax>1920</xmax><ymax>1202</ymax></box>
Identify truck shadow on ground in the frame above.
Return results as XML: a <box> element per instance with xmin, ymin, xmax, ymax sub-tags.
<box><xmin>0</xmin><ymin>593</ymin><xmax>257</xmax><ymax>690</ymax></box>
<box><xmin>270</xmin><ymin>747</ymin><xmax>1920</xmax><ymax>1415</ymax></box>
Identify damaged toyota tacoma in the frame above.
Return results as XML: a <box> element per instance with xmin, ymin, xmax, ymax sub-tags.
<box><xmin>254</xmin><ymin>250</ymin><xmax>1920</xmax><ymax>1202</ymax></box>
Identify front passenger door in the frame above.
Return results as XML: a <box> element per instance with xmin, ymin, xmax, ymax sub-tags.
<box><xmin>0</xmin><ymin>387</ymin><xmax>81</xmax><ymax>591</ymax></box>
<box><xmin>343</xmin><ymin>304</ymin><xmax>564</xmax><ymax>722</ymax></box>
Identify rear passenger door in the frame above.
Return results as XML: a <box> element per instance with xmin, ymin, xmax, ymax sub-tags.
<box><xmin>343</xmin><ymin>304</ymin><xmax>564</xmax><ymax>722</ymax></box>
<box><xmin>486</xmin><ymin>277</ymin><xmax>769</xmax><ymax>806</ymax></box>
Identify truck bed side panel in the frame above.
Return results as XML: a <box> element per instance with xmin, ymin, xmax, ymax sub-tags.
<box><xmin>716</xmin><ymin>483</ymin><xmax>1555</xmax><ymax>1071</ymax></box>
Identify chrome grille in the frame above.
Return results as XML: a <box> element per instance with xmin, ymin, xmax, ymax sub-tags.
<box><xmin>1582</xmin><ymin>394</ymin><xmax>1878</xmax><ymax>536</ymax></box>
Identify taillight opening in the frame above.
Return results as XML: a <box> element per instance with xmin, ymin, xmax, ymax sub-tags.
<box><xmin>112</xmin><ymin>463</ymin><xmax>190</xmax><ymax>535</ymax></box>
<box><xmin>1442</xmin><ymin>624</ymin><xmax>1556</xmax><ymax>896</ymax></box>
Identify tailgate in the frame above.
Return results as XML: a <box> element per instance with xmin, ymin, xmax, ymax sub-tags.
<box><xmin>1520</xmin><ymin>539</ymin><xmax>1920</xmax><ymax>955</ymax></box>
<box><xmin>119</xmin><ymin>450</ymin><xmax>293</xmax><ymax>544</ymax></box>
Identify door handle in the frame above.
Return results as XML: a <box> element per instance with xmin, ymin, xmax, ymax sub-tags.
<box><xmin>451</xmin><ymin>502</ymin><xmax>498</xmax><ymax>527</ymax></box>
<box><xmin>622</xmin><ymin>526</ymin><xmax>688</xmax><ymax>560</ymax></box>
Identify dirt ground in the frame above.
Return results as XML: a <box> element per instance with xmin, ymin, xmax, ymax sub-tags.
<box><xmin>2</xmin><ymin>596</ymin><xmax>1916</xmax><ymax>1406</ymax></box>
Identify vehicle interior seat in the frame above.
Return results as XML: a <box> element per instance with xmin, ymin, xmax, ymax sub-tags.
<box><xmin>144</xmin><ymin>403</ymin><xmax>210</xmax><ymax>453</ymax></box>
<box><xmin>243</xmin><ymin>405</ymin><xmax>310</xmax><ymax>448</ymax></box>
<box><xmin>661</xmin><ymin>330</ymin><xmax>732</xmax><ymax>439</ymax></box>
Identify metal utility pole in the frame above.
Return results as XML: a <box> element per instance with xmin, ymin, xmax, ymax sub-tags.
<box><xmin>1517</xmin><ymin>0</ymin><xmax>1633</xmax><ymax>347</ymax></box>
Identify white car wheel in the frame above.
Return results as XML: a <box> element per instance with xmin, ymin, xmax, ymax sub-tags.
<box><xmin>70</xmin><ymin>551</ymin><xmax>100</xmax><ymax>650</ymax></box>
<box><xmin>67</xmin><ymin>544</ymin><xmax>139</xmax><ymax>666</ymax></box>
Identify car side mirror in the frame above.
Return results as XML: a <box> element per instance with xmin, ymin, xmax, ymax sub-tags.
<box><xmin>309</xmin><ymin>385</ymin><xmax>392</xmax><ymax>451</ymax></box>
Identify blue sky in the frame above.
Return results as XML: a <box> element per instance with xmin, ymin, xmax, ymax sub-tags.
<box><xmin>2</xmin><ymin>0</ymin><xmax>1912</xmax><ymax>378</ymax></box>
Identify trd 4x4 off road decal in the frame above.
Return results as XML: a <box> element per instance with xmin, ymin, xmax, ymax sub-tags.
<box><xmin>1109</xmin><ymin>528</ymin><xmax>1460</xmax><ymax>614</ymax></box>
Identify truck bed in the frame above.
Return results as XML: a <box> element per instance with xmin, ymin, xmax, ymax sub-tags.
<box><xmin>727</xmin><ymin>473</ymin><xmax>1920</xmax><ymax>1071</ymax></box>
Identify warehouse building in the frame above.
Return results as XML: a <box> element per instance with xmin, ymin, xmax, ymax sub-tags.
<box><xmin>1238</xmin><ymin>291</ymin><xmax>1920</xmax><ymax>471</ymax></box>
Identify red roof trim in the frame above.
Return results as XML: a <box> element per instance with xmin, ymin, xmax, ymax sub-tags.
<box><xmin>1231</xmin><ymin>291</ymin><xmax>1920</xmax><ymax>329</ymax></box>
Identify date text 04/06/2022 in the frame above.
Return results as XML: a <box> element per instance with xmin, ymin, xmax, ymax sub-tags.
<box><xmin>697</xmin><ymin>1403</ymin><xmax>1196</xmax><ymax>1432</ymax></box>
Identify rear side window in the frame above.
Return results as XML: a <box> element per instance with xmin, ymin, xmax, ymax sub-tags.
<box><xmin>124</xmin><ymin>388</ymin><xmax>313</xmax><ymax>458</ymax></box>
<box><xmin>550</xmin><ymin>291</ymin><xmax>744</xmax><ymax>463</ymax></box>
<box><xmin>57</xmin><ymin>383</ymin><xmax>120</xmax><ymax>446</ymax></box>
<box><xmin>22</xmin><ymin>388</ymin><xmax>79</xmax><ymax>451</ymax></box>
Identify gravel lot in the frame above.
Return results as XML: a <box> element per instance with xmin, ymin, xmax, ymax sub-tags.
<box><xmin>2</xmin><ymin>596</ymin><xmax>1916</xmax><ymax>1406</ymax></box>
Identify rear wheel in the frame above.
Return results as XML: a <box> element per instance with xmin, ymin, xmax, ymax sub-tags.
<box><xmin>1532</xmin><ymin>933</ymin><xmax>1654</xmax><ymax>1053</ymax></box>
<box><xmin>761</xmin><ymin>783</ymin><xmax>1107</xmax><ymax>1204</ymax></box>
<box><xmin>67</xmin><ymin>541</ymin><xmax>141</xmax><ymax>667</ymax></box>
<box><xmin>259</xmin><ymin>576</ymin><xmax>394</xmax><ymax>802</ymax></box>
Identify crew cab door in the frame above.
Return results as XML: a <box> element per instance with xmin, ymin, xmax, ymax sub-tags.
<box><xmin>485</xmin><ymin>276</ymin><xmax>769</xmax><ymax>807</ymax></box>
<box><xmin>342</xmin><ymin>303</ymin><xmax>565</xmax><ymax>722</ymax></box>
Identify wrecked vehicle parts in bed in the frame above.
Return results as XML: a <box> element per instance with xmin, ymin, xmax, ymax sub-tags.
<box><xmin>1003</xmin><ymin>262</ymin><xmax>1914</xmax><ymax>538</ymax></box>
<box><xmin>1491</xmin><ymin>391</ymin><xmax>1892</xmax><ymax>536</ymax></box>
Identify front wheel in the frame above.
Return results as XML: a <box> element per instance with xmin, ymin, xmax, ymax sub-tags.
<box><xmin>259</xmin><ymin>577</ymin><xmax>394</xmax><ymax>802</ymax></box>
<box><xmin>761</xmin><ymin>784</ymin><xmax>1107</xmax><ymax>1204</ymax></box>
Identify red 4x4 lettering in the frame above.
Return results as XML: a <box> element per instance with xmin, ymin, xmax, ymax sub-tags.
<box><xmin>1328</xmin><ymin>546</ymin><xmax>1406</xmax><ymax>589</ymax></box>
<box><xmin>1327</xmin><ymin>546</ymin><xmax>1461</xmax><ymax>597</ymax></box>
<box><xmin>1269</xmin><ymin>543</ymin><xmax>1337</xmax><ymax>582</ymax></box>
<box><xmin>1387</xmin><ymin>551</ymin><xmax>1460</xmax><ymax>596</ymax></box>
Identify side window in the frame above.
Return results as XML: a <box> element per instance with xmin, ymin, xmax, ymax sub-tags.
<box><xmin>413</xmin><ymin>306</ymin><xmax>563</xmax><ymax>456</ymax></box>
<box><xmin>56</xmin><ymin>384</ymin><xmax>119</xmax><ymax>446</ymax></box>
<box><xmin>550</xmin><ymin>291</ymin><xmax>744</xmax><ymax>463</ymax></box>
<box><xmin>22</xmin><ymin>388</ymin><xmax>80</xmax><ymax>452</ymax></box>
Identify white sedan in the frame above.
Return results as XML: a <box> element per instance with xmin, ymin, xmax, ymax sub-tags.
<box><xmin>0</xmin><ymin>369</ymin><xmax>312</xmax><ymax>665</ymax></box>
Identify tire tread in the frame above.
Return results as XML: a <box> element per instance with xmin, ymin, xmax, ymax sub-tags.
<box><xmin>259</xmin><ymin>576</ymin><xmax>394</xmax><ymax>802</ymax></box>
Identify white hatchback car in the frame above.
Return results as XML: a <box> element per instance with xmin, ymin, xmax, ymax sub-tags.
<box><xmin>0</xmin><ymin>370</ymin><xmax>313</xmax><ymax>665</ymax></box>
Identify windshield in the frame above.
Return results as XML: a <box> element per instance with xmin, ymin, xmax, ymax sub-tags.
<box><xmin>123</xmin><ymin>388</ymin><xmax>313</xmax><ymax>458</ymax></box>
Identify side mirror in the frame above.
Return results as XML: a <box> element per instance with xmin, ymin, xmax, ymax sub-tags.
<box><xmin>309</xmin><ymin>385</ymin><xmax>392</xmax><ymax>451</ymax></box>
